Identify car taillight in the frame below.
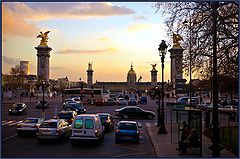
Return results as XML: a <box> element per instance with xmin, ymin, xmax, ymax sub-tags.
<box><xmin>115</xmin><ymin>129</ymin><xmax>119</xmax><ymax>133</ymax></box>
<box><xmin>32</xmin><ymin>125</ymin><xmax>38</xmax><ymax>128</ymax></box>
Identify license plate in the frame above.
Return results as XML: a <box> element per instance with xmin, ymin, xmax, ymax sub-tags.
<box><xmin>73</xmin><ymin>130</ymin><xmax>82</xmax><ymax>133</ymax></box>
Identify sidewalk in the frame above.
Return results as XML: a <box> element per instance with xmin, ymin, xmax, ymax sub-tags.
<box><xmin>147</xmin><ymin>99</ymin><xmax>238</xmax><ymax>158</ymax></box>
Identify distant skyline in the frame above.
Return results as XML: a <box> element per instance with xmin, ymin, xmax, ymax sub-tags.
<box><xmin>2</xmin><ymin>2</ymin><xmax>183</xmax><ymax>83</ymax></box>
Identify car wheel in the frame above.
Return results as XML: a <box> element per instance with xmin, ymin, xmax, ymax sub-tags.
<box><xmin>148</xmin><ymin>114</ymin><xmax>154</xmax><ymax>119</ymax></box>
<box><xmin>123</xmin><ymin>115</ymin><xmax>128</xmax><ymax>119</ymax></box>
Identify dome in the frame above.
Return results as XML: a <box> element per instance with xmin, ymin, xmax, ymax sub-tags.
<box><xmin>127</xmin><ymin>63</ymin><xmax>137</xmax><ymax>82</ymax></box>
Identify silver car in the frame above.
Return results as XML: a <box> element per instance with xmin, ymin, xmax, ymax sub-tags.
<box><xmin>37</xmin><ymin>119</ymin><xmax>71</xmax><ymax>143</ymax></box>
<box><xmin>17</xmin><ymin>118</ymin><xmax>44</xmax><ymax>136</ymax></box>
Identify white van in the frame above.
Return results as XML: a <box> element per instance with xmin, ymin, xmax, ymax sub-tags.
<box><xmin>70</xmin><ymin>114</ymin><xmax>105</xmax><ymax>144</ymax></box>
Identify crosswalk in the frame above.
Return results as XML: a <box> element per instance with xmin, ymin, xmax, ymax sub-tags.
<box><xmin>2</xmin><ymin>120</ymin><xmax>22</xmax><ymax>126</ymax></box>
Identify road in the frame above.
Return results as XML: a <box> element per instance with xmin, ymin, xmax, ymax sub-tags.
<box><xmin>2</xmin><ymin>97</ymin><xmax>156</xmax><ymax>158</ymax></box>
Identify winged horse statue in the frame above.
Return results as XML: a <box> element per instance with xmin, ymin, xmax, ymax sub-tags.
<box><xmin>37</xmin><ymin>31</ymin><xmax>50</xmax><ymax>46</ymax></box>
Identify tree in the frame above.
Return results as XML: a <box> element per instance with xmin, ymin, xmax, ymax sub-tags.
<box><xmin>8</xmin><ymin>65</ymin><xmax>25</xmax><ymax>92</ymax></box>
<box><xmin>154</xmin><ymin>2</ymin><xmax>238</xmax><ymax>79</ymax></box>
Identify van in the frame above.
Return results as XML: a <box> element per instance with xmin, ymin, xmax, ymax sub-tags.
<box><xmin>70</xmin><ymin>114</ymin><xmax>105</xmax><ymax>145</ymax></box>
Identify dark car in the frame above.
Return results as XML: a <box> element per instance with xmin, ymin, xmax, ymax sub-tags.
<box><xmin>57</xmin><ymin>111</ymin><xmax>77</xmax><ymax>124</ymax></box>
<box><xmin>128</xmin><ymin>98</ymin><xmax>138</xmax><ymax>106</ymax></box>
<box><xmin>96</xmin><ymin>99</ymin><xmax>105</xmax><ymax>106</ymax></box>
<box><xmin>139</xmin><ymin>96</ymin><xmax>147</xmax><ymax>104</ymax></box>
<box><xmin>9</xmin><ymin>103</ymin><xmax>27</xmax><ymax>115</ymax></box>
<box><xmin>115</xmin><ymin>121</ymin><xmax>141</xmax><ymax>144</ymax></box>
<box><xmin>65</xmin><ymin>103</ymin><xmax>86</xmax><ymax>115</ymax></box>
<box><xmin>36</xmin><ymin>100</ymin><xmax>49</xmax><ymax>109</ymax></box>
<box><xmin>114</xmin><ymin>106</ymin><xmax>155</xmax><ymax>119</ymax></box>
<box><xmin>97</xmin><ymin>113</ymin><xmax>114</xmax><ymax>132</ymax></box>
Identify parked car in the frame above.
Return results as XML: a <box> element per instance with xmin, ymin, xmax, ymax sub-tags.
<box><xmin>63</xmin><ymin>98</ymin><xmax>76</xmax><ymax>109</ymax></box>
<box><xmin>114</xmin><ymin>106</ymin><xmax>155</xmax><ymax>119</ymax></box>
<box><xmin>128</xmin><ymin>98</ymin><xmax>138</xmax><ymax>106</ymax></box>
<box><xmin>37</xmin><ymin>119</ymin><xmax>71</xmax><ymax>143</ymax></box>
<box><xmin>139</xmin><ymin>96</ymin><xmax>147</xmax><ymax>104</ymax></box>
<box><xmin>72</xmin><ymin>97</ymin><xmax>81</xmax><ymax>102</ymax></box>
<box><xmin>115</xmin><ymin>121</ymin><xmax>141</xmax><ymax>144</ymax></box>
<box><xmin>96</xmin><ymin>99</ymin><xmax>105</xmax><ymax>106</ymax></box>
<box><xmin>9</xmin><ymin>102</ymin><xmax>27</xmax><ymax>115</ymax></box>
<box><xmin>196</xmin><ymin>101</ymin><xmax>211</xmax><ymax>110</ymax></box>
<box><xmin>186</xmin><ymin>98</ymin><xmax>199</xmax><ymax>108</ymax></box>
<box><xmin>105</xmin><ymin>98</ymin><xmax>116</xmax><ymax>106</ymax></box>
<box><xmin>207</xmin><ymin>103</ymin><xmax>224</xmax><ymax>110</ymax></box>
<box><xmin>177</xmin><ymin>97</ymin><xmax>199</xmax><ymax>106</ymax></box>
<box><xmin>57</xmin><ymin>111</ymin><xmax>77</xmax><ymax>124</ymax></box>
<box><xmin>65</xmin><ymin>103</ymin><xmax>86</xmax><ymax>114</ymax></box>
<box><xmin>16</xmin><ymin>118</ymin><xmax>44</xmax><ymax>136</ymax></box>
<box><xmin>118</xmin><ymin>98</ymin><xmax>127</xmax><ymax>106</ymax></box>
<box><xmin>97</xmin><ymin>113</ymin><xmax>114</xmax><ymax>132</ymax></box>
<box><xmin>36</xmin><ymin>100</ymin><xmax>49</xmax><ymax>109</ymax></box>
<box><xmin>70</xmin><ymin>114</ymin><xmax>105</xmax><ymax>145</ymax></box>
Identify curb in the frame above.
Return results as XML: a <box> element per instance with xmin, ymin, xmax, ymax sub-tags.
<box><xmin>146</xmin><ymin>126</ymin><xmax>158</xmax><ymax>158</ymax></box>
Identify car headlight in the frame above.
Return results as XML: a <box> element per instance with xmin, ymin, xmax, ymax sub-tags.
<box><xmin>9</xmin><ymin>109</ymin><xmax>12</xmax><ymax>111</ymax></box>
<box><xmin>84</xmin><ymin>109</ymin><xmax>86</xmax><ymax>111</ymax></box>
<box><xmin>19</xmin><ymin>110</ymin><xmax>22</xmax><ymax>111</ymax></box>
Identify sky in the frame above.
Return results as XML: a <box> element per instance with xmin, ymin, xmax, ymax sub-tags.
<box><xmin>2</xmin><ymin>2</ymin><xmax>178</xmax><ymax>83</ymax></box>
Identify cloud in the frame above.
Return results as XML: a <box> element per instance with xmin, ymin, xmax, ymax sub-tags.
<box><xmin>55</xmin><ymin>47</ymin><xmax>118</xmax><ymax>54</ymax></box>
<box><xmin>6</xmin><ymin>3</ymin><xmax>135</xmax><ymax>21</ymax></box>
<box><xmin>2</xmin><ymin>4</ymin><xmax>39</xmax><ymax>37</ymax></box>
<box><xmin>97</xmin><ymin>37</ymin><xmax>110</xmax><ymax>42</ymax></box>
<box><xmin>3</xmin><ymin>56</ymin><xmax>20</xmax><ymax>65</ymax></box>
<box><xmin>133</xmin><ymin>15</ymin><xmax>148</xmax><ymax>21</ymax></box>
<box><xmin>51</xmin><ymin>66</ymin><xmax>64</xmax><ymax>69</ymax></box>
<box><xmin>127</xmin><ymin>23</ymin><xmax>153</xmax><ymax>32</ymax></box>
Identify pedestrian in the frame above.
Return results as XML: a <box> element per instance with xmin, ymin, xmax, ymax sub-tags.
<box><xmin>177</xmin><ymin>121</ymin><xmax>191</xmax><ymax>151</ymax></box>
<box><xmin>204</xmin><ymin>109</ymin><xmax>210</xmax><ymax>129</ymax></box>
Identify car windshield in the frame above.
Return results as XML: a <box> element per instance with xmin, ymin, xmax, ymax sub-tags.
<box><xmin>118</xmin><ymin>123</ymin><xmax>137</xmax><ymax>130</ymax></box>
<box><xmin>40</xmin><ymin>122</ymin><xmax>57</xmax><ymax>128</ymax></box>
<box><xmin>23</xmin><ymin>119</ymin><xmax>38</xmax><ymax>123</ymax></box>
<box><xmin>12</xmin><ymin>104</ymin><xmax>23</xmax><ymax>109</ymax></box>
<box><xmin>57</xmin><ymin>113</ymin><xmax>73</xmax><ymax>119</ymax></box>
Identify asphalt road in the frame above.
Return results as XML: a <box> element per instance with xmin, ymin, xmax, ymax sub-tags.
<box><xmin>2</xmin><ymin>97</ymin><xmax>156</xmax><ymax>158</ymax></box>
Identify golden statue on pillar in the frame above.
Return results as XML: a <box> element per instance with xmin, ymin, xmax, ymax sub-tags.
<box><xmin>173</xmin><ymin>33</ymin><xmax>183</xmax><ymax>48</ymax></box>
<box><xmin>88</xmin><ymin>62</ymin><xmax>93</xmax><ymax>70</ymax></box>
<box><xmin>37</xmin><ymin>31</ymin><xmax>50</xmax><ymax>47</ymax></box>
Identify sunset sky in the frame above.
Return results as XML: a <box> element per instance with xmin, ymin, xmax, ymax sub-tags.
<box><xmin>2</xmin><ymin>2</ymin><xmax>181</xmax><ymax>83</ymax></box>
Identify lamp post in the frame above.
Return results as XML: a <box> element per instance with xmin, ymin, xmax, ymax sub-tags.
<box><xmin>158</xmin><ymin>40</ymin><xmax>168</xmax><ymax>134</ymax></box>
<box><xmin>156</xmin><ymin>86</ymin><xmax>161</xmax><ymax>127</ymax></box>
<box><xmin>183</xmin><ymin>13</ymin><xmax>192</xmax><ymax>107</ymax></box>
<box><xmin>42</xmin><ymin>81</ymin><xmax>46</xmax><ymax>119</ymax></box>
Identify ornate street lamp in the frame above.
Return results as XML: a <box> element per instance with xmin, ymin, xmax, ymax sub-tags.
<box><xmin>158</xmin><ymin>40</ymin><xmax>168</xmax><ymax>134</ymax></box>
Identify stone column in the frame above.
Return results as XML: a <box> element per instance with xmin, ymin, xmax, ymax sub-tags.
<box><xmin>150</xmin><ymin>68</ymin><xmax>158</xmax><ymax>86</ymax></box>
<box><xmin>35</xmin><ymin>46</ymin><xmax>52</xmax><ymax>82</ymax></box>
<box><xmin>169</xmin><ymin>47</ymin><xmax>186</xmax><ymax>96</ymax></box>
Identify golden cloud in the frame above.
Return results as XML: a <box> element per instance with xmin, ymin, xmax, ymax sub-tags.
<box><xmin>97</xmin><ymin>37</ymin><xmax>110</xmax><ymax>42</ymax></box>
<box><xmin>55</xmin><ymin>47</ymin><xmax>118</xmax><ymax>54</ymax></box>
<box><xmin>2</xmin><ymin>4</ymin><xmax>39</xmax><ymax>37</ymax></box>
<box><xmin>127</xmin><ymin>23</ymin><xmax>153</xmax><ymax>32</ymax></box>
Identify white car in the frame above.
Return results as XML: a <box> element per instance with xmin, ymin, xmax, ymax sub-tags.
<box><xmin>118</xmin><ymin>98</ymin><xmax>127</xmax><ymax>105</ymax></box>
<box><xmin>17</xmin><ymin>118</ymin><xmax>44</xmax><ymax>136</ymax></box>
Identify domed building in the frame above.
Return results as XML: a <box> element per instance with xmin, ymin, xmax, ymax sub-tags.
<box><xmin>127</xmin><ymin>63</ymin><xmax>137</xmax><ymax>82</ymax></box>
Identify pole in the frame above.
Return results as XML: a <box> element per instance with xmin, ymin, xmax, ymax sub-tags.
<box><xmin>189</xmin><ymin>12</ymin><xmax>192</xmax><ymax>107</ymax></box>
<box><xmin>42</xmin><ymin>83</ymin><xmax>45</xmax><ymax>119</ymax></box>
<box><xmin>157</xmin><ymin>87</ymin><xmax>160</xmax><ymax>127</ymax></box>
<box><xmin>158</xmin><ymin>54</ymin><xmax>167</xmax><ymax>134</ymax></box>
<box><xmin>209</xmin><ymin>2</ymin><xmax>222</xmax><ymax>156</ymax></box>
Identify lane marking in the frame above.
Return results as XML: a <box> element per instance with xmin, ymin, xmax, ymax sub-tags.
<box><xmin>113</xmin><ymin>151</ymin><xmax>147</xmax><ymax>158</ymax></box>
<box><xmin>2</xmin><ymin>134</ymin><xmax>17</xmax><ymax>141</ymax></box>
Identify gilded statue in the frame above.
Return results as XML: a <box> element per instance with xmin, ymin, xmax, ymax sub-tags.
<box><xmin>37</xmin><ymin>31</ymin><xmax>50</xmax><ymax>47</ymax></box>
<box><xmin>173</xmin><ymin>33</ymin><xmax>183</xmax><ymax>48</ymax></box>
<box><xmin>151</xmin><ymin>63</ymin><xmax>157</xmax><ymax>69</ymax></box>
<box><xmin>88</xmin><ymin>62</ymin><xmax>92</xmax><ymax>70</ymax></box>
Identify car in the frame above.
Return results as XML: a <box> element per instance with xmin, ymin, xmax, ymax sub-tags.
<box><xmin>118</xmin><ymin>98</ymin><xmax>127</xmax><ymax>106</ymax></box>
<box><xmin>207</xmin><ymin>103</ymin><xmax>224</xmax><ymax>110</ymax></box>
<box><xmin>65</xmin><ymin>102</ymin><xmax>86</xmax><ymax>114</ymax></box>
<box><xmin>57</xmin><ymin>111</ymin><xmax>77</xmax><ymax>124</ymax></box>
<box><xmin>72</xmin><ymin>97</ymin><xmax>81</xmax><ymax>102</ymax></box>
<box><xmin>115</xmin><ymin>121</ymin><xmax>141</xmax><ymax>144</ymax></box>
<box><xmin>16</xmin><ymin>118</ymin><xmax>44</xmax><ymax>136</ymax></box>
<box><xmin>186</xmin><ymin>98</ymin><xmax>199</xmax><ymax>108</ymax></box>
<box><xmin>63</xmin><ymin>98</ymin><xmax>76</xmax><ymax>109</ymax></box>
<box><xmin>105</xmin><ymin>98</ymin><xmax>116</xmax><ymax>106</ymax></box>
<box><xmin>87</xmin><ymin>98</ymin><xmax>96</xmax><ymax>105</ymax></box>
<box><xmin>37</xmin><ymin>119</ymin><xmax>71</xmax><ymax>143</ymax></box>
<box><xmin>196</xmin><ymin>101</ymin><xmax>211</xmax><ymax>110</ymax></box>
<box><xmin>96</xmin><ymin>99</ymin><xmax>105</xmax><ymax>106</ymax></box>
<box><xmin>114</xmin><ymin>106</ymin><xmax>155</xmax><ymax>119</ymax></box>
<box><xmin>36</xmin><ymin>100</ymin><xmax>49</xmax><ymax>109</ymax></box>
<box><xmin>9</xmin><ymin>102</ymin><xmax>27</xmax><ymax>115</ymax></box>
<box><xmin>70</xmin><ymin>114</ymin><xmax>105</xmax><ymax>145</ymax></box>
<box><xmin>139</xmin><ymin>96</ymin><xmax>147</xmax><ymax>104</ymax></box>
<box><xmin>177</xmin><ymin>97</ymin><xmax>199</xmax><ymax>106</ymax></box>
<box><xmin>128</xmin><ymin>98</ymin><xmax>138</xmax><ymax>106</ymax></box>
<box><xmin>97</xmin><ymin>113</ymin><xmax>114</xmax><ymax>132</ymax></box>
